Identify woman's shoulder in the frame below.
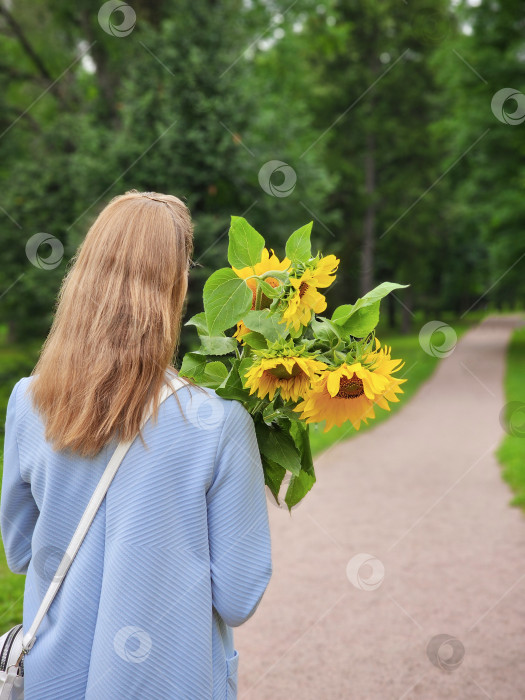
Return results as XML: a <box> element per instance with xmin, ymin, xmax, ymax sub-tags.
<box><xmin>169</xmin><ymin>376</ymin><xmax>253</xmax><ymax>436</ymax></box>
<box><xmin>7</xmin><ymin>375</ymin><xmax>33</xmax><ymax>410</ymax></box>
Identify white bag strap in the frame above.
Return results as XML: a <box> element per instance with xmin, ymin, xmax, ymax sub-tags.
<box><xmin>21</xmin><ymin>375</ymin><xmax>188</xmax><ymax>654</ymax></box>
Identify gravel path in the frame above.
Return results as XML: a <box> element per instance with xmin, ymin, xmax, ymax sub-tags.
<box><xmin>236</xmin><ymin>315</ymin><xmax>525</xmax><ymax>700</ymax></box>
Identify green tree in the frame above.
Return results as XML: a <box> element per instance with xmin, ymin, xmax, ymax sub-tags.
<box><xmin>0</xmin><ymin>0</ymin><xmax>267</xmax><ymax>352</ymax></box>
<box><xmin>432</xmin><ymin>0</ymin><xmax>525</xmax><ymax>312</ymax></box>
<box><xmin>294</xmin><ymin>0</ymin><xmax>458</xmax><ymax>329</ymax></box>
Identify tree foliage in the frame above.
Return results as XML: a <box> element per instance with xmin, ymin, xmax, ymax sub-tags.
<box><xmin>0</xmin><ymin>0</ymin><xmax>522</xmax><ymax>352</ymax></box>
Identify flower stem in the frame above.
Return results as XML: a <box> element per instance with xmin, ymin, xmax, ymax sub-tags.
<box><xmin>255</xmin><ymin>280</ymin><xmax>263</xmax><ymax>311</ymax></box>
<box><xmin>250</xmin><ymin>399</ymin><xmax>265</xmax><ymax>415</ymax></box>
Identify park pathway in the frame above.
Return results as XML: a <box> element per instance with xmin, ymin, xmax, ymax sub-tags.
<box><xmin>236</xmin><ymin>315</ymin><xmax>525</xmax><ymax>700</ymax></box>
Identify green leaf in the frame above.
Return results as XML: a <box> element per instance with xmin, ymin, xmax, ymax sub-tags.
<box><xmin>263</xmin><ymin>401</ymin><xmax>301</xmax><ymax>426</ymax></box>
<box><xmin>332</xmin><ymin>282</ymin><xmax>409</xmax><ymax>337</ymax></box>
<box><xmin>258</xmin><ymin>279</ymin><xmax>282</xmax><ymax>298</ymax></box>
<box><xmin>284</xmin><ymin>469</ymin><xmax>316</xmax><ymax>512</ymax></box>
<box><xmin>340</xmin><ymin>302</ymin><xmax>380</xmax><ymax>338</ymax></box>
<box><xmin>243</xmin><ymin>393</ymin><xmax>265</xmax><ymax>412</ymax></box>
<box><xmin>332</xmin><ymin>282</ymin><xmax>409</xmax><ymax>326</ymax></box>
<box><xmin>196</xmin><ymin>336</ymin><xmax>237</xmax><ymax>355</ymax></box>
<box><xmin>185</xmin><ymin>312</ymin><xmax>209</xmax><ymax>336</ymax></box>
<box><xmin>290</xmin><ymin>422</ymin><xmax>315</xmax><ymax>475</ymax></box>
<box><xmin>203</xmin><ymin>268</ymin><xmax>253</xmax><ymax>335</ymax></box>
<box><xmin>287</xmin><ymin>323</ymin><xmax>304</xmax><ymax>340</ymax></box>
<box><xmin>262</xmin><ymin>401</ymin><xmax>280</xmax><ymax>424</ymax></box>
<box><xmin>227</xmin><ymin>216</ymin><xmax>265</xmax><ymax>269</ymax></box>
<box><xmin>285</xmin><ymin>422</ymin><xmax>317</xmax><ymax>511</ymax></box>
<box><xmin>285</xmin><ymin>222</ymin><xmax>312</xmax><ymax>263</ymax></box>
<box><xmin>202</xmin><ymin>361</ymin><xmax>228</xmax><ymax>388</ymax></box>
<box><xmin>215</xmin><ymin>384</ymin><xmax>247</xmax><ymax>401</ymax></box>
<box><xmin>261</xmin><ymin>455</ymin><xmax>286</xmax><ymax>504</ymax></box>
<box><xmin>311</xmin><ymin>317</ymin><xmax>341</xmax><ymax>345</ymax></box>
<box><xmin>179</xmin><ymin>352</ymin><xmax>207</xmax><ymax>379</ymax></box>
<box><xmin>259</xmin><ymin>270</ymin><xmax>290</xmax><ymax>283</ymax></box>
<box><xmin>238</xmin><ymin>357</ymin><xmax>255</xmax><ymax>387</ymax></box>
<box><xmin>242</xmin><ymin>309</ymin><xmax>289</xmax><ymax>342</ymax></box>
<box><xmin>255</xmin><ymin>422</ymin><xmax>302</xmax><ymax>475</ymax></box>
<box><xmin>215</xmin><ymin>362</ymin><xmax>247</xmax><ymax>401</ymax></box>
<box><xmin>242</xmin><ymin>331</ymin><xmax>268</xmax><ymax>349</ymax></box>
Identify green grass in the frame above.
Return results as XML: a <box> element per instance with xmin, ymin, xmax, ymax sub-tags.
<box><xmin>497</xmin><ymin>324</ymin><xmax>525</xmax><ymax>510</ymax></box>
<box><xmin>0</xmin><ymin>341</ymin><xmax>41</xmax><ymax>628</ymax></box>
<box><xmin>0</xmin><ymin>341</ymin><xmax>42</xmax><ymax>435</ymax></box>
<box><xmin>0</xmin><ymin>539</ymin><xmax>26</xmax><ymax>630</ymax></box>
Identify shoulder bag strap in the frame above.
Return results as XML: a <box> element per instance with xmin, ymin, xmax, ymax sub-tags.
<box><xmin>21</xmin><ymin>375</ymin><xmax>189</xmax><ymax>654</ymax></box>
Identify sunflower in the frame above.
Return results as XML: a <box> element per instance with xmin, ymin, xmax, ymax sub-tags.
<box><xmin>281</xmin><ymin>254</ymin><xmax>339</xmax><ymax>332</ymax></box>
<box><xmin>367</xmin><ymin>343</ymin><xmax>406</xmax><ymax>410</ymax></box>
<box><xmin>233</xmin><ymin>320</ymin><xmax>251</xmax><ymax>341</ymax></box>
<box><xmin>232</xmin><ymin>248</ymin><xmax>290</xmax><ymax>340</ymax></box>
<box><xmin>244</xmin><ymin>354</ymin><xmax>327</xmax><ymax>402</ymax></box>
<box><xmin>293</xmin><ymin>343</ymin><xmax>406</xmax><ymax>431</ymax></box>
<box><xmin>233</xmin><ymin>247</ymin><xmax>290</xmax><ymax>307</ymax></box>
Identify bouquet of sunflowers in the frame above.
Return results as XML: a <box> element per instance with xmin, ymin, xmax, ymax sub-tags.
<box><xmin>180</xmin><ymin>217</ymin><xmax>407</xmax><ymax>512</ymax></box>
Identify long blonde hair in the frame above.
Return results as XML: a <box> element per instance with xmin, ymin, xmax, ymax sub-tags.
<box><xmin>29</xmin><ymin>189</ymin><xmax>194</xmax><ymax>458</ymax></box>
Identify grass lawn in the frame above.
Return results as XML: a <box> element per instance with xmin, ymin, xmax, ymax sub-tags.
<box><xmin>0</xmin><ymin>542</ymin><xmax>26</xmax><ymax>630</ymax></box>
<box><xmin>0</xmin><ymin>340</ymin><xmax>42</xmax><ymax>629</ymax></box>
<box><xmin>497</xmin><ymin>324</ymin><xmax>525</xmax><ymax>510</ymax></box>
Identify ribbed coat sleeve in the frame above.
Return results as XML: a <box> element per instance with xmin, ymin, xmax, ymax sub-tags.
<box><xmin>0</xmin><ymin>379</ymin><xmax>39</xmax><ymax>575</ymax></box>
<box><xmin>206</xmin><ymin>400</ymin><xmax>273</xmax><ymax>627</ymax></box>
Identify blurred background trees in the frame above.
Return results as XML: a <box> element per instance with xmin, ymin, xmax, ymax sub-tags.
<box><xmin>0</xmin><ymin>0</ymin><xmax>523</xmax><ymax>354</ymax></box>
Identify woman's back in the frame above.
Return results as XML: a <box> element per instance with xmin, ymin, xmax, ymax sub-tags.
<box><xmin>1</xmin><ymin>369</ymin><xmax>272</xmax><ymax>699</ymax></box>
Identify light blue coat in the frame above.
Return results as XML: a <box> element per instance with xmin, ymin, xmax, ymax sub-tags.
<box><xmin>0</xmin><ymin>370</ymin><xmax>273</xmax><ymax>699</ymax></box>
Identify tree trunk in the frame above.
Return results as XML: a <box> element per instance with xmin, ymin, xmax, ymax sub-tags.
<box><xmin>401</xmin><ymin>286</ymin><xmax>413</xmax><ymax>335</ymax></box>
<box><xmin>6</xmin><ymin>318</ymin><xmax>17</xmax><ymax>345</ymax></box>
<box><xmin>387</xmin><ymin>294</ymin><xmax>396</xmax><ymax>330</ymax></box>
<box><xmin>360</xmin><ymin>132</ymin><xmax>376</xmax><ymax>295</ymax></box>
